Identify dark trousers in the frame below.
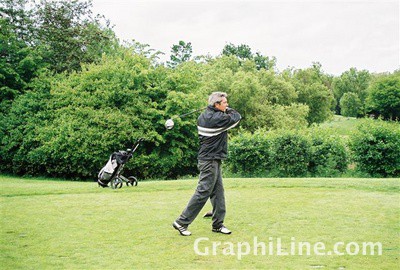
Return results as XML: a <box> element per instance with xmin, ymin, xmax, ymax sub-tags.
<box><xmin>176</xmin><ymin>159</ymin><xmax>226</xmax><ymax>229</ymax></box>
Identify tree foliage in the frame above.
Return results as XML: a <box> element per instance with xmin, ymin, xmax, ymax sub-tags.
<box><xmin>167</xmin><ymin>40</ymin><xmax>193</xmax><ymax>68</ymax></box>
<box><xmin>0</xmin><ymin>0</ymin><xmax>118</xmax><ymax>75</ymax></box>
<box><xmin>32</xmin><ymin>0</ymin><xmax>118</xmax><ymax>73</ymax></box>
<box><xmin>222</xmin><ymin>43</ymin><xmax>253</xmax><ymax>60</ymax></box>
<box><xmin>333</xmin><ymin>68</ymin><xmax>371</xmax><ymax>115</ymax></box>
<box><xmin>285</xmin><ymin>63</ymin><xmax>335</xmax><ymax>124</ymax></box>
<box><xmin>366</xmin><ymin>72</ymin><xmax>400</xmax><ymax>120</ymax></box>
<box><xmin>0</xmin><ymin>1</ymin><xmax>46</xmax><ymax>105</ymax></box>
<box><xmin>222</xmin><ymin>43</ymin><xmax>276</xmax><ymax>71</ymax></box>
<box><xmin>1</xmin><ymin>50</ymin><xmax>204</xmax><ymax>179</ymax></box>
<box><xmin>340</xmin><ymin>92</ymin><xmax>362</xmax><ymax>117</ymax></box>
<box><xmin>0</xmin><ymin>0</ymin><xmax>34</xmax><ymax>42</ymax></box>
<box><xmin>201</xmin><ymin>56</ymin><xmax>309</xmax><ymax>132</ymax></box>
<box><xmin>0</xmin><ymin>17</ymin><xmax>43</xmax><ymax>103</ymax></box>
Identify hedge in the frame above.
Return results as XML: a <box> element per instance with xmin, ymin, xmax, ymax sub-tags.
<box><xmin>349</xmin><ymin>119</ymin><xmax>400</xmax><ymax>177</ymax></box>
<box><xmin>227</xmin><ymin>128</ymin><xmax>348</xmax><ymax>177</ymax></box>
<box><xmin>227</xmin><ymin>121</ymin><xmax>399</xmax><ymax>178</ymax></box>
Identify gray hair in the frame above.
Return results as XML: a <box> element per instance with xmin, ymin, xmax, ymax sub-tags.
<box><xmin>208</xmin><ymin>92</ymin><xmax>228</xmax><ymax>106</ymax></box>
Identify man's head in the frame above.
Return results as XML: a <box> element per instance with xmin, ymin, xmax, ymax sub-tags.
<box><xmin>208</xmin><ymin>92</ymin><xmax>229</xmax><ymax>112</ymax></box>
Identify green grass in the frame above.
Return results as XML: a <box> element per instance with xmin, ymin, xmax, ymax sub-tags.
<box><xmin>318</xmin><ymin>115</ymin><xmax>360</xmax><ymax>136</ymax></box>
<box><xmin>1</xmin><ymin>175</ymin><xmax>399</xmax><ymax>269</ymax></box>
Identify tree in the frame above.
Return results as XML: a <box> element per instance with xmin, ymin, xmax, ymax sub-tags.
<box><xmin>254</xmin><ymin>52</ymin><xmax>276</xmax><ymax>71</ymax></box>
<box><xmin>124</xmin><ymin>39</ymin><xmax>164</xmax><ymax>65</ymax></box>
<box><xmin>298</xmin><ymin>83</ymin><xmax>334</xmax><ymax>124</ymax></box>
<box><xmin>222</xmin><ymin>43</ymin><xmax>276</xmax><ymax>71</ymax></box>
<box><xmin>32</xmin><ymin>0</ymin><xmax>118</xmax><ymax>73</ymax></box>
<box><xmin>259</xmin><ymin>70</ymin><xmax>297</xmax><ymax>105</ymax></box>
<box><xmin>0</xmin><ymin>15</ymin><xmax>46</xmax><ymax>115</ymax></box>
<box><xmin>227</xmin><ymin>70</ymin><xmax>308</xmax><ymax>132</ymax></box>
<box><xmin>222</xmin><ymin>43</ymin><xmax>253</xmax><ymax>60</ymax></box>
<box><xmin>0</xmin><ymin>0</ymin><xmax>34</xmax><ymax>43</ymax></box>
<box><xmin>1</xmin><ymin>0</ymin><xmax>118</xmax><ymax>75</ymax></box>
<box><xmin>0</xmin><ymin>71</ymin><xmax>53</xmax><ymax>173</ymax></box>
<box><xmin>289</xmin><ymin>64</ymin><xmax>335</xmax><ymax>124</ymax></box>
<box><xmin>0</xmin><ymin>50</ymin><xmax>206</xmax><ymax>179</ymax></box>
<box><xmin>366</xmin><ymin>72</ymin><xmax>400</xmax><ymax>120</ymax></box>
<box><xmin>333</xmin><ymin>68</ymin><xmax>371</xmax><ymax>115</ymax></box>
<box><xmin>167</xmin><ymin>40</ymin><xmax>192</xmax><ymax>68</ymax></box>
<box><xmin>340</xmin><ymin>92</ymin><xmax>362</xmax><ymax>117</ymax></box>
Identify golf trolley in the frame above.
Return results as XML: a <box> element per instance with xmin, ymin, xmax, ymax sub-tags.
<box><xmin>97</xmin><ymin>138</ymin><xmax>143</xmax><ymax>189</ymax></box>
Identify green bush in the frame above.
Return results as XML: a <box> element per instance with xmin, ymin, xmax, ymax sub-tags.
<box><xmin>227</xmin><ymin>130</ymin><xmax>274</xmax><ymax>176</ymax></box>
<box><xmin>0</xmin><ymin>52</ymin><xmax>205</xmax><ymax>180</ymax></box>
<box><xmin>270</xmin><ymin>131</ymin><xmax>311</xmax><ymax>177</ymax></box>
<box><xmin>227</xmin><ymin>128</ymin><xmax>350</xmax><ymax>177</ymax></box>
<box><xmin>0</xmin><ymin>75</ymin><xmax>52</xmax><ymax>174</ymax></box>
<box><xmin>349</xmin><ymin>119</ymin><xmax>400</xmax><ymax>177</ymax></box>
<box><xmin>307</xmin><ymin>129</ymin><xmax>348</xmax><ymax>176</ymax></box>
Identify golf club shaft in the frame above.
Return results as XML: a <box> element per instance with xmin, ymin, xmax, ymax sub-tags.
<box><xmin>172</xmin><ymin>107</ymin><xmax>207</xmax><ymax>119</ymax></box>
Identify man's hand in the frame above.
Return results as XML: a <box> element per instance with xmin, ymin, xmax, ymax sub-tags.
<box><xmin>226</xmin><ymin>107</ymin><xmax>235</xmax><ymax>113</ymax></box>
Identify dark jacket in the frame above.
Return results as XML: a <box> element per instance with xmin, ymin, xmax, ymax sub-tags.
<box><xmin>197</xmin><ymin>105</ymin><xmax>241</xmax><ymax>160</ymax></box>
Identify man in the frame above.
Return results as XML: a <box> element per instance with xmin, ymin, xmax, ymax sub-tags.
<box><xmin>173</xmin><ymin>92</ymin><xmax>241</xmax><ymax>236</ymax></box>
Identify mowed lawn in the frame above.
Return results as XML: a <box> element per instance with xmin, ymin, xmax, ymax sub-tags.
<box><xmin>1</xmin><ymin>175</ymin><xmax>399</xmax><ymax>269</ymax></box>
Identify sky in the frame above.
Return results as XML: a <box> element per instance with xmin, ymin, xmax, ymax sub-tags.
<box><xmin>91</xmin><ymin>0</ymin><xmax>400</xmax><ymax>75</ymax></box>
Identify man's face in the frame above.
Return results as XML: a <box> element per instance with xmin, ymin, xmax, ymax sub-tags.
<box><xmin>215</xmin><ymin>97</ymin><xmax>228</xmax><ymax>112</ymax></box>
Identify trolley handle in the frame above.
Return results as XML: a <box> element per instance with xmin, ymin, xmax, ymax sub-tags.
<box><xmin>128</xmin><ymin>138</ymin><xmax>144</xmax><ymax>154</ymax></box>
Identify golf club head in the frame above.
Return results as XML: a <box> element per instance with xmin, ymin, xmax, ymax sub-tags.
<box><xmin>165</xmin><ymin>119</ymin><xmax>174</xmax><ymax>130</ymax></box>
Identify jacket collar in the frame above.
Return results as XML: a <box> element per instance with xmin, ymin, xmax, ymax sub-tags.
<box><xmin>207</xmin><ymin>105</ymin><xmax>221</xmax><ymax>112</ymax></box>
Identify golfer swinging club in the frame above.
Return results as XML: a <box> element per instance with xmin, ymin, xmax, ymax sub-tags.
<box><xmin>173</xmin><ymin>92</ymin><xmax>241</xmax><ymax>236</ymax></box>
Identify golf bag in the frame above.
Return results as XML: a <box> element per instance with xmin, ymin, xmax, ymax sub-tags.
<box><xmin>97</xmin><ymin>138</ymin><xmax>143</xmax><ymax>189</ymax></box>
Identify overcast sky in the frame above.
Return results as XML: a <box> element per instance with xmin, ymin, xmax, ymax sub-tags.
<box><xmin>91</xmin><ymin>0</ymin><xmax>399</xmax><ymax>75</ymax></box>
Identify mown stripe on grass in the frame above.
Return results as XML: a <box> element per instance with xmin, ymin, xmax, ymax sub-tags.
<box><xmin>1</xmin><ymin>178</ymin><xmax>399</xmax><ymax>198</ymax></box>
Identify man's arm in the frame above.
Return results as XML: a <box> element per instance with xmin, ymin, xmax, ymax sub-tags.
<box><xmin>214</xmin><ymin>108</ymin><xmax>241</xmax><ymax>128</ymax></box>
<box><xmin>198</xmin><ymin>109</ymin><xmax>241</xmax><ymax>137</ymax></box>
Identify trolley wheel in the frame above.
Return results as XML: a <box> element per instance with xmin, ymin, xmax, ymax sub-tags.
<box><xmin>127</xmin><ymin>176</ymin><xmax>138</xmax><ymax>186</ymax></box>
<box><xmin>111</xmin><ymin>178</ymin><xmax>123</xmax><ymax>189</ymax></box>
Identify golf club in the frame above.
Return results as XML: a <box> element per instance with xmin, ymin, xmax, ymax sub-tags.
<box><xmin>165</xmin><ymin>107</ymin><xmax>207</xmax><ymax>130</ymax></box>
